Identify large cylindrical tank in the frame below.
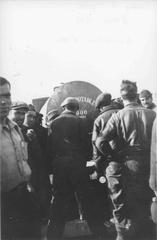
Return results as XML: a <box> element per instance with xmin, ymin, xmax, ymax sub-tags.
<box><xmin>41</xmin><ymin>80</ymin><xmax>101</xmax><ymax>119</ymax></box>
<box><xmin>41</xmin><ymin>80</ymin><xmax>102</xmax><ymax>159</ymax></box>
<box><xmin>32</xmin><ymin>97</ymin><xmax>48</xmax><ymax>113</ymax></box>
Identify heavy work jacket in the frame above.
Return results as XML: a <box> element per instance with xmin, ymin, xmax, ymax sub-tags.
<box><xmin>21</xmin><ymin>124</ymin><xmax>49</xmax><ymax>191</ymax></box>
<box><xmin>48</xmin><ymin>110</ymin><xmax>85</xmax><ymax>163</ymax></box>
<box><xmin>92</xmin><ymin>105</ymin><xmax>119</xmax><ymax>144</ymax></box>
<box><xmin>96</xmin><ymin>102</ymin><xmax>156</xmax><ymax>157</ymax></box>
<box><xmin>92</xmin><ymin>105</ymin><xmax>119</xmax><ymax>158</ymax></box>
<box><xmin>92</xmin><ymin>105</ymin><xmax>119</xmax><ymax>152</ymax></box>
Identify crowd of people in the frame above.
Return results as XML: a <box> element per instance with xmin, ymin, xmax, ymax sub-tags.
<box><xmin>0</xmin><ymin>76</ymin><xmax>156</xmax><ymax>240</ymax></box>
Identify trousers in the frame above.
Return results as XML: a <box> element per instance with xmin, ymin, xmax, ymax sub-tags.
<box><xmin>47</xmin><ymin>154</ymin><xmax>107</xmax><ymax>238</ymax></box>
<box><xmin>1</xmin><ymin>182</ymin><xmax>42</xmax><ymax>240</ymax></box>
<box><xmin>106</xmin><ymin>153</ymin><xmax>154</xmax><ymax>236</ymax></box>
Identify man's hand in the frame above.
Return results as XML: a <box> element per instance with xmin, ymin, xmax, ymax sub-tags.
<box><xmin>86</xmin><ymin>160</ymin><xmax>96</xmax><ymax>175</ymax></box>
<box><xmin>26</xmin><ymin>129</ymin><xmax>36</xmax><ymax>141</ymax></box>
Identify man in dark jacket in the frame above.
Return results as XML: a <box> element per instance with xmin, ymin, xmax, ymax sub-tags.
<box><xmin>92</xmin><ymin>92</ymin><xmax>120</xmax><ymax>162</ymax></box>
<box><xmin>47</xmin><ymin>97</ymin><xmax>107</xmax><ymax>239</ymax></box>
<box><xmin>96</xmin><ymin>80</ymin><xmax>156</xmax><ymax>240</ymax></box>
<box><xmin>21</xmin><ymin>107</ymin><xmax>51</xmax><ymax>226</ymax></box>
<box><xmin>91</xmin><ymin>93</ymin><xmax>120</xmax><ymax>226</ymax></box>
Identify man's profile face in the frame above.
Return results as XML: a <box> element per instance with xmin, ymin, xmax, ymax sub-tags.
<box><xmin>140</xmin><ymin>96</ymin><xmax>153</xmax><ymax>109</ymax></box>
<box><xmin>0</xmin><ymin>83</ymin><xmax>11</xmax><ymax>120</ymax></box>
<box><xmin>24</xmin><ymin>110</ymin><xmax>36</xmax><ymax>128</ymax></box>
<box><xmin>10</xmin><ymin>109</ymin><xmax>27</xmax><ymax>127</ymax></box>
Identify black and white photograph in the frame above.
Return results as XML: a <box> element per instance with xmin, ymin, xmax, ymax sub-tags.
<box><xmin>0</xmin><ymin>1</ymin><xmax>157</xmax><ymax>240</ymax></box>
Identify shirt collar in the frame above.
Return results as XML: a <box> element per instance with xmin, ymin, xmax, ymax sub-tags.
<box><xmin>1</xmin><ymin>118</ymin><xmax>18</xmax><ymax>131</ymax></box>
<box><xmin>124</xmin><ymin>102</ymin><xmax>139</xmax><ymax>108</ymax></box>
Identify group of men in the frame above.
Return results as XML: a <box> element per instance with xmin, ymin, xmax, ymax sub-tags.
<box><xmin>0</xmin><ymin>76</ymin><xmax>156</xmax><ymax>240</ymax></box>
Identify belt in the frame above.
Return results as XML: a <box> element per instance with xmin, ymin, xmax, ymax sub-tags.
<box><xmin>118</xmin><ymin>147</ymin><xmax>149</xmax><ymax>157</ymax></box>
<box><xmin>10</xmin><ymin>182</ymin><xmax>27</xmax><ymax>193</ymax></box>
<box><xmin>1</xmin><ymin>182</ymin><xmax>27</xmax><ymax>197</ymax></box>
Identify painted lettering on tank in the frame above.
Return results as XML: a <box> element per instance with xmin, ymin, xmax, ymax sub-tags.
<box><xmin>75</xmin><ymin>96</ymin><xmax>95</xmax><ymax>106</ymax></box>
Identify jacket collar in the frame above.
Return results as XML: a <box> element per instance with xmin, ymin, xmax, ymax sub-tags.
<box><xmin>100</xmin><ymin>104</ymin><xmax>118</xmax><ymax>114</ymax></box>
<box><xmin>61</xmin><ymin>109</ymin><xmax>76</xmax><ymax>115</ymax></box>
<box><xmin>124</xmin><ymin>102</ymin><xmax>140</xmax><ymax>108</ymax></box>
<box><xmin>1</xmin><ymin>118</ymin><xmax>19</xmax><ymax>132</ymax></box>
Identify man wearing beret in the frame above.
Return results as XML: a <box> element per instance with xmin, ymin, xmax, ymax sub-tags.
<box><xmin>95</xmin><ymin>80</ymin><xmax>156</xmax><ymax>240</ymax></box>
<box><xmin>9</xmin><ymin>101</ymin><xmax>28</xmax><ymax>128</ymax></box>
<box><xmin>92</xmin><ymin>92</ymin><xmax>120</xmax><ymax>163</ymax></box>
<box><xmin>139</xmin><ymin>89</ymin><xmax>156</xmax><ymax>111</ymax></box>
<box><xmin>91</xmin><ymin>92</ymin><xmax>121</xmax><ymax>227</ymax></box>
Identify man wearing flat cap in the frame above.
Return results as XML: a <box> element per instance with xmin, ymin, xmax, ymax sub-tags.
<box><xmin>47</xmin><ymin>97</ymin><xmax>106</xmax><ymax>239</ymax></box>
<box><xmin>47</xmin><ymin>97</ymin><xmax>82</xmax><ymax>238</ymax></box>
<box><xmin>95</xmin><ymin>80</ymin><xmax>156</xmax><ymax>240</ymax></box>
<box><xmin>139</xmin><ymin>89</ymin><xmax>156</xmax><ymax>111</ymax></box>
<box><xmin>9</xmin><ymin>101</ymin><xmax>28</xmax><ymax>128</ymax></box>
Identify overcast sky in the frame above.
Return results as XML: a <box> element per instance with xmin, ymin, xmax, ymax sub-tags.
<box><xmin>1</xmin><ymin>0</ymin><xmax>157</xmax><ymax>103</ymax></box>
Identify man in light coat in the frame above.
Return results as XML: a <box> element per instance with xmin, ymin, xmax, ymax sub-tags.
<box><xmin>0</xmin><ymin>77</ymin><xmax>33</xmax><ymax>239</ymax></box>
<box><xmin>96</xmin><ymin>80</ymin><xmax>156</xmax><ymax>240</ymax></box>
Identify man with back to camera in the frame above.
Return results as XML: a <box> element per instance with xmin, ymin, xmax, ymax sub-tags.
<box><xmin>91</xmin><ymin>92</ymin><xmax>121</xmax><ymax>226</ymax></box>
<box><xmin>0</xmin><ymin>77</ymin><xmax>32</xmax><ymax>239</ymax></box>
<box><xmin>95</xmin><ymin>80</ymin><xmax>156</xmax><ymax>240</ymax></box>
<box><xmin>47</xmin><ymin>97</ymin><xmax>108</xmax><ymax>239</ymax></box>
<box><xmin>92</xmin><ymin>92</ymin><xmax>120</xmax><ymax>165</ymax></box>
<box><xmin>139</xmin><ymin>89</ymin><xmax>156</xmax><ymax>111</ymax></box>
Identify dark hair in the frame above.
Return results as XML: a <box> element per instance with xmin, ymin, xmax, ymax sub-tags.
<box><xmin>112</xmin><ymin>97</ymin><xmax>124</xmax><ymax>109</ymax></box>
<box><xmin>0</xmin><ymin>77</ymin><xmax>11</xmax><ymax>88</ymax></box>
<box><xmin>28</xmin><ymin>104</ymin><xmax>36</xmax><ymax>111</ymax></box>
<box><xmin>95</xmin><ymin>93</ymin><xmax>112</xmax><ymax>109</ymax></box>
<box><xmin>139</xmin><ymin>89</ymin><xmax>152</xmax><ymax>99</ymax></box>
<box><xmin>120</xmin><ymin>80</ymin><xmax>137</xmax><ymax>101</ymax></box>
